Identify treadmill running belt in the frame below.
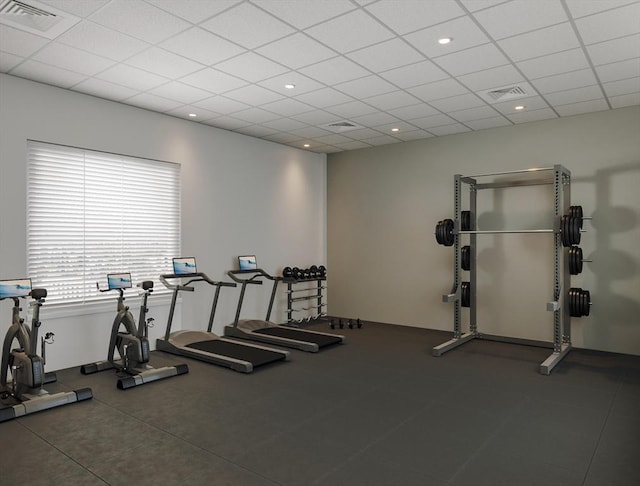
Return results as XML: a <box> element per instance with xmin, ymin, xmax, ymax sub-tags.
<box><xmin>254</xmin><ymin>327</ymin><xmax>341</xmax><ymax>348</ymax></box>
<box><xmin>186</xmin><ymin>340</ymin><xmax>285</xmax><ymax>368</ymax></box>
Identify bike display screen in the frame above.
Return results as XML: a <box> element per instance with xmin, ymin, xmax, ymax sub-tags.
<box><xmin>0</xmin><ymin>278</ymin><xmax>32</xmax><ymax>298</ymax></box>
<box><xmin>107</xmin><ymin>273</ymin><xmax>132</xmax><ymax>290</ymax></box>
<box><xmin>173</xmin><ymin>257</ymin><xmax>197</xmax><ymax>275</ymax></box>
<box><xmin>238</xmin><ymin>255</ymin><xmax>257</xmax><ymax>271</ymax></box>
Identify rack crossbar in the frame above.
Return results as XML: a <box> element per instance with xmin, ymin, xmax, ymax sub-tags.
<box><xmin>462</xmin><ymin>167</ymin><xmax>555</xmax><ymax>178</ymax></box>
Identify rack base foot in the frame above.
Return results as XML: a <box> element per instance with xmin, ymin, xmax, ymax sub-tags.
<box><xmin>539</xmin><ymin>344</ymin><xmax>572</xmax><ymax>375</ymax></box>
<box><xmin>432</xmin><ymin>332</ymin><xmax>476</xmax><ymax>356</ymax></box>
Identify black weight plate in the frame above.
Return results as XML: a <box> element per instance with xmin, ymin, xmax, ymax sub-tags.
<box><xmin>461</xmin><ymin>281</ymin><xmax>470</xmax><ymax>307</ymax></box>
<box><xmin>444</xmin><ymin>219</ymin><xmax>455</xmax><ymax>246</ymax></box>
<box><xmin>436</xmin><ymin>221</ymin><xmax>444</xmax><ymax>245</ymax></box>
<box><xmin>569</xmin><ymin>287</ymin><xmax>578</xmax><ymax>317</ymax></box>
<box><xmin>568</xmin><ymin>247</ymin><xmax>575</xmax><ymax>275</ymax></box>
<box><xmin>583</xmin><ymin>290</ymin><xmax>590</xmax><ymax>316</ymax></box>
<box><xmin>461</xmin><ymin>211</ymin><xmax>471</xmax><ymax>231</ymax></box>
<box><xmin>570</xmin><ymin>205</ymin><xmax>584</xmax><ymax>228</ymax></box>
<box><xmin>572</xmin><ymin>216</ymin><xmax>581</xmax><ymax>245</ymax></box>
<box><xmin>461</xmin><ymin>245</ymin><xmax>470</xmax><ymax>271</ymax></box>
<box><xmin>561</xmin><ymin>215</ymin><xmax>570</xmax><ymax>247</ymax></box>
<box><xmin>575</xmin><ymin>246</ymin><xmax>583</xmax><ymax>274</ymax></box>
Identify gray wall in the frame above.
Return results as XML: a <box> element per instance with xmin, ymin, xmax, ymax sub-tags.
<box><xmin>327</xmin><ymin>106</ymin><xmax>640</xmax><ymax>356</ymax></box>
<box><xmin>0</xmin><ymin>74</ymin><xmax>326</xmax><ymax>370</ymax></box>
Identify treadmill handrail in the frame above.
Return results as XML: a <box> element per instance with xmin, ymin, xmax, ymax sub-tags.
<box><xmin>160</xmin><ymin>272</ymin><xmax>236</xmax><ymax>291</ymax></box>
<box><xmin>227</xmin><ymin>268</ymin><xmax>277</xmax><ymax>284</ymax></box>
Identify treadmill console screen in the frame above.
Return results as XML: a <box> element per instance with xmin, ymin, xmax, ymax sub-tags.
<box><xmin>238</xmin><ymin>255</ymin><xmax>257</xmax><ymax>271</ymax></box>
<box><xmin>107</xmin><ymin>273</ymin><xmax>132</xmax><ymax>290</ymax></box>
<box><xmin>0</xmin><ymin>278</ymin><xmax>32</xmax><ymax>298</ymax></box>
<box><xmin>173</xmin><ymin>257</ymin><xmax>197</xmax><ymax>275</ymax></box>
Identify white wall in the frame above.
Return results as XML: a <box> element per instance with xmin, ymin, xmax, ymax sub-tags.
<box><xmin>0</xmin><ymin>74</ymin><xmax>326</xmax><ymax>370</ymax></box>
<box><xmin>327</xmin><ymin>106</ymin><xmax>640</xmax><ymax>356</ymax></box>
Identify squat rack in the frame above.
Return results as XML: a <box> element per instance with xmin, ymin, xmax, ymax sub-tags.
<box><xmin>432</xmin><ymin>165</ymin><xmax>574</xmax><ymax>375</ymax></box>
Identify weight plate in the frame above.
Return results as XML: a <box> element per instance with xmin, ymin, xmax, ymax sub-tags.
<box><xmin>571</xmin><ymin>216</ymin><xmax>581</xmax><ymax>245</ymax></box>
<box><xmin>443</xmin><ymin>219</ymin><xmax>455</xmax><ymax>246</ymax></box>
<box><xmin>461</xmin><ymin>281</ymin><xmax>470</xmax><ymax>307</ymax></box>
<box><xmin>583</xmin><ymin>290</ymin><xmax>591</xmax><ymax>317</ymax></box>
<box><xmin>461</xmin><ymin>245</ymin><xmax>470</xmax><ymax>271</ymax></box>
<box><xmin>461</xmin><ymin>211</ymin><xmax>471</xmax><ymax>231</ymax></box>
<box><xmin>569</xmin><ymin>287</ymin><xmax>578</xmax><ymax>317</ymax></box>
<box><xmin>561</xmin><ymin>215</ymin><xmax>569</xmax><ymax>247</ymax></box>
<box><xmin>436</xmin><ymin>221</ymin><xmax>444</xmax><ymax>245</ymax></box>
<box><xmin>570</xmin><ymin>205</ymin><xmax>584</xmax><ymax>228</ymax></box>
<box><xmin>575</xmin><ymin>246</ymin><xmax>583</xmax><ymax>274</ymax></box>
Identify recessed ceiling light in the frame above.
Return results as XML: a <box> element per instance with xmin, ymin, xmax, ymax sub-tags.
<box><xmin>285</xmin><ymin>84</ymin><xmax>295</xmax><ymax>89</ymax></box>
<box><xmin>514</xmin><ymin>105</ymin><xmax>525</xmax><ymax>110</ymax></box>
<box><xmin>303</xmin><ymin>143</ymin><xmax>310</xmax><ymax>148</ymax></box>
<box><xmin>188</xmin><ymin>113</ymin><xmax>197</xmax><ymax>117</ymax></box>
<box><xmin>391</xmin><ymin>128</ymin><xmax>399</xmax><ymax>132</ymax></box>
<box><xmin>438</xmin><ymin>37</ymin><xmax>452</xmax><ymax>45</ymax></box>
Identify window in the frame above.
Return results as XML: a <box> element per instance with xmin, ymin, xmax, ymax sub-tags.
<box><xmin>27</xmin><ymin>141</ymin><xmax>180</xmax><ymax>305</ymax></box>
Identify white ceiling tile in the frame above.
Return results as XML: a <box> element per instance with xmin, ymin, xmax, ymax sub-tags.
<box><xmin>516</xmin><ymin>48</ymin><xmax>589</xmax><ymax>79</ymax></box>
<box><xmin>545</xmin><ymin>85</ymin><xmax>605</xmax><ymax>106</ymax></box>
<box><xmin>38</xmin><ymin>0</ymin><xmax>109</xmax><ymax>18</ymax></box>
<box><xmin>260</xmin><ymin>98</ymin><xmax>316</xmax><ymax>117</ymax></box>
<box><xmin>230</xmin><ymin>107</ymin><xmax>282</xmax><ymax>123</ymax></box>
<box><xmin>305</xmin><ymin>10</ymin><xmax>395</xmax><ymax>53</ymax></box>
<box><xmin>465</xmin><ymin>116</ymin><xmax>512</xmax><ymax>130</ymax></box>
<box><xmin>405</xmin><ymin>16</ymin><xmax>491</xmax><ymax>58</ymax></box>
<box><xmin>391</xmin><ymin>129</ymin><xmax>434</xmax><ymax>141</ymax></box>
<box><xmin>341</xmin><ymin>127</ymin><xmax>386</xmax><ymax>140</ymax></box>
<box><xmin>0</xmin><ymin>51</ymin><xmax>22</xmax><ymax>72</ymax></box>
<box><xmin>214</xmin><ymin>52</ymin><xmax>288</xmax><ymax>82</ymax></box>
<box><xmin>332</xmin><ymin>140</ymin><xmax>373</xmax><ymax>150</ymax></box>
<box><xmin>165</xmin><ymin>105</ymin><xmax>221</xmax><ymax>121</ymax></box>
<box><xmin>387</xmin><ymin>103</ymin><xmax>440</xmax><ymax>120</ymax></box>
<box><xmin>290</xmin><ymin>126</ymin><xmax>334</xmax><ymax>138</ymax></box>
<box><xmin>610</xmin><ymin>92</ymin><xmax>640</xmax><ymax>108</ymax></box>
<box><xmin>161</xmin><ymin>28</ymin><xmax>246</xmax><ymax>66</ymax></box>
<box><xmin>361</xmin><ymin>134</ymin><xmax>402</xmax><ymax>146</ymax></box>
<box><xmin>72</xmin><ymin>77</ymin><xmax>139</xmax><ymax>101</ymax></box>
<box><xmin>89</xmin><ymin>0</ymin><xmax>191</xmax><ymax>44</ymax></box>
<box><xmin>506</xmin><ymin>107</ymin><xmax>558</xmax><ymax>123</ymax></box>
<box><xmin>408</xmin><ymin>78</ymin><xmax>469</xmax><ymax>101</ymax></box>
<box><xmin>298</xmin><ymin>56</ymin><xmax>370</xmax><ymax>85</ymax></box>
<box><xmin>96</xmin><ymin>64</ymin><xmax>168</xmax><ymax>91</ymax></box>
<box><xmin>587</xmin><ymin>34</ymin><xmax>640</xmax><ymax>66</ymax></box>
<box><xmin>180</xmin><ymin>68</ymin><xmax>248</xmax><ymax>93</ymax></box>
<box><xmin>223</xmin><ymin>84</ymin><xmax>284</xmax><ymax>105</ymax></box>
<box><xmin>379</xmin><ymin>60</ymin><xmax>449</xmax><ymax>88</ymax></box>
<box><xmin>203</xmin><ymin>116</ymin><xmax>253</xmax><ymax>130</ymax></box>
<box><xmin>146</xmin><ymin>0</ymin><xmax>241</xmax><ymax>23</ymax></box>
<box><xmin>123</xmin><ymin>92</ymin><xmax>183</xmax><ymax>112</ymax></box>
<box><xmin>192</xmin><ymin>96</ymin><xmax>250</xmax><ymax>114</ymax></box>
<box><xmin>335</xmin><ymin>75</ymin><xmax>396</xmax><ymax>98</ymax></box>
<box><xmin>531</xmin><ymin>69</ymin><xmax>598</xmax><ymax>94</ymax></box>
<box><xmin>234</xmin><ymin>125</ymin><xmax>281</xmax><ymax>137</ymax></box>
<box><xmin>565</xmin><ymin>0</ymin><xmax>638</xmax><ymax>18</ymax></box>
<box><xmin>448</xmin><ymin>105</ymin><xmax>501</xmax><ymax>122</ymax></box>
<box><xmin>555</xmin><ymin>98</ymin><xmax>609</xmax><ymax>116</ymax></box>
<box><xmin>347</xmin><ymin>37</ymin><xmax>424</xmax><ymax>72</ymax></box>
<box><xmin>258</xmin><ymin>72</ymin><xmax>325</xmax><ymax>96</ymax></box>
<box><xmin>313</xmin><ymin>133</ymin><xmax>355</xmax><ymax>145</ymax></box>
<box><xmin>264</xmin><ymin>131</ymin><xmax>306</xmax><ymax>143</ymax></box>
<box><xmin>290</xmin><ymin>109</ymin><xmax>343</xmax><ymax>125</ymax></box>
<box><xmin>11</xmin><ymin>60</ymin><xmax>86</xmax><ymax>88</ymax></box>
<box><xmin>429</xmin><ymin>93</ymin><xmax>486</xmax><ymax>112</ymax></box>
<box><xmin>365</xmin><ymin>0</ymin><xmax>465</xmax><ymax>34</ymax></box>
<box><xmin>458</xmin><ymin>64</ymin><xmax>524</xmax><ymax>91</ymax></box>
<box><xmin>433</xmin><ymin>43</ymin><xmax>509</xmax><ymax>76</ymax></box>
<box><xmin>603</xmin><ymin>77</ymin><xmax>640</xmax><ymax>97</ymax></box>
<box><xmin>459</xmin><ymin>0</ymin><xmax>508</xmax><ymax>12</ymax></box>
<box><xmin>402</xmin><ymin>113</ymin><xmax>457</xmax><ymax>129</ymax></box>
<box><xmin>428</xmin><ymin>123</ymin><xmax>471</xmax><ymax>136</ymax></box>
<box><xmin>575</xmin><ymin>3</ymin><xmax>640</xmax><ymax>44</ymax></box>
<box><xmin>252</xmin><ymin>0</ymin><xmax>356</xmax><ymax>29</ymax></box>
<box><xmin>126</xmin><ymin>47</ymin><xmax>204</xmax><ymax>79</ymax></box>
<box><xmin>491</xmin><ymin>95</ymin><xmax>550</xmax><ymax>114</ymax></box>
<box><xmin>473</xmin><ymin>0</ymin><xmax>569</xmax><ymax>40</ymax></box>
<box><xmin>31</xmin><ymin>42</ymin><xmax>114</xmax><ymax>76</ymax></box>
<box><xmin>149</xmin><ymin>81</ymin><xmax>212</xmax><ymax>104</ymax></box>
<box><xmin>56</xmin><ymin>22</ymin><xmax>149</xmax><ymax>62</ymax></box>
<box><xmin>261</xmin><ymin>117</ymin><xmax>308</xmax><ymax>131</ymax></box>
<box><xmin>350</xmin><ymin>111</ymin><xmax>401</xmax><ymax>127</ymax></box>
<box><xmin>294</xmin><ymin>87</ymin><xmax>354</xmax><ymax>107</ymax></box>
<box><xmin>372</xmin><ymin>120</ymin><xmax>420</xmax><ymax>133</ymax></box>
<box><xmin>497</xmin><ymin>23</ymin><xmax>581</xmax><ymax>62</ymax></box>
<box><xmin>596</xmin><ymin>57</ymin><xmax>640</xmax><ymax>83</ymax></box>
<box><xmin>256</xmin><ymin>33</ymin><xmax>336</xmax><ymax>70</ymax></box>
<box><xmin>0</xmin><ymin>25</ymin><xmax>50</xmax><ymax>57</ymax></box>
<box><xmin>361</xmin><ymin>90</ymin><xmax>421</xmax><ymax>111</ymax></box>
<box><xmin>200</xmin><ymin>3</ymin><xmax>295</xmax><ymax>49</ymax></box>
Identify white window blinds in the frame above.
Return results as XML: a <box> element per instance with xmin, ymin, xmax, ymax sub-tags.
<box><xmin>27</xmin><ymin>141</ymin><xmax>180</xmax><ymax>305</ymax></box>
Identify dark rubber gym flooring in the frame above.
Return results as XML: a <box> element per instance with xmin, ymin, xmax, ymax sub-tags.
<box><xmin>1</xmin><ymin>321</ymin><xmax>639</xmax><ymax>486</ymax></box>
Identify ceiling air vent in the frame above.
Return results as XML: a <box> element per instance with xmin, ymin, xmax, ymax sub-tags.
<box><xmin>322</xmin><ymin>120</ymin><xmax>362</xmax><ymax>133</ymax></box>
<box><xmin>486</xmin><ymin>85</ymin><xmax>528</xmax><ymax>101</ymax></box>
<box><xmin>0</xmin><ymin>0</ymin><xmax>79</xmax><ymax>39</ymax></box>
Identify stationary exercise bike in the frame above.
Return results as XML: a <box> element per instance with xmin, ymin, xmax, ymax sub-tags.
<box><xmin>0</xmin><ymin>278</ymin><xmax>92</xmax><ymax>422</ymax></box>
<box><xmin>81</xmin><ymin>273</ymin><xmax>188</xmax><ymax>389</ymax></box>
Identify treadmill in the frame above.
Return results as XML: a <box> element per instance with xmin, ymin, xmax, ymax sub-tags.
<box><xmin>225</xmin><ymin>262</ymin><xmax>344</xmax><ymax>353</ymax></box>
<box><xmin>157</xmin><ymin>257</ymin><xmax>289</xmax><ymax>373</ymax></box>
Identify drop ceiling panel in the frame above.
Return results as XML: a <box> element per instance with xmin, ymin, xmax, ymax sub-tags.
<box><xmin>506</xmin><ymin>107</ymin><xmax>557</xmax><ymax>123</ymax></box>
<box><xmin>126</xmin><ymin>47</ymin><xmax>204</xmax><ymax>79</ymax></box>
<box><xmin>458</xmin><ymin>0</ymin><xmax>508</xmax><ymax>13</ymax></box>
<box><xmin>347</xmin><ymin>37</ymin><xmax>424</xmax><ymax>72</ymax></box>
<box><xmin>160</xmin><ymin>28</ymin><xmax>246</xmax><ymax>65</ymax></box>
<box><xmin>0</xmin><ymin>51</ymin><xmax>23</xmax><ymax>71</ymax></box>
<box><xmin>261</xmin><ymin>117</ymin><xmax>308</xmax><ymax>131</ymax></box>
<box><xmin>497</xmin><ymin>23</ymin><xmax>581</xmax><ymax>62</ymax></box>
<box><xmin>294</xmin><ymin>87</ymin><xmax>353</xmax><ymax>108</ymax></box>
<box><xmin>335</xmin><ymin>75</ymin><xmax>396</xmax><ymax>99</ymax></box>
<box><xmin>165</xmin><ymin>105</ymin><xmax>220</xmax><ymax>121</ymax></box>
<box><xmin>610</xmin><ymin>92</ymin><xmax>640</xmax><ymax>108</ymax></box>
<box><xmin>31</xmin><ymin>42</ymin><xmax>114</xmax><ymax>76</ymax></box>
<box><xmin>252</xmin><ymin>0</ymin><xmax>356</xmax><ymax>30</ymax></box>
<box><xmin>574</xmin><ymin>2</ymin><xmax>640</xmax><ymax>45</ymax></box>
<box><xmin>429</xmin><ymin>93</ymin><xmax>486</xmax><ymax>112</ymax></box>
<box><xmin>586</xmin><ymin>34</ymin><xmax>640</xmax><ymax>66</ymax></box>
<box><xmin>491</xmin><ymin>95</ymin><xmax>550</xmax><ymax>114</ymax></box>
<box><xmin>298</xmin><ymin>56</ymin><xmax>370</xmax><ymax>85</ymax></box>
<box><xmin>408</xmin><ymin>78</ymin><xmax>469</xmax><ymax>102</ymax></box>
<box><xmin>260</xmin><ymin>98</ymin><xmax>315</xmax><ymax>117</ymax></box>
<box><xmin>516</xmin><ymin>48</ymin><xmax>590</xmax><ymax>80</ymax></box>
<box><xmin>290</xmin><ymin>109</ymin><xmax>339</xmax><ymax>125</ymax></box>
<box><xmin>0</xmin><ymin>24</ymin><xmax>50</xmax><ymax>57</ymax></box>
<box><xmin>38</xmin><ymin>0</ymin><xmax>109</xmax><ymax>18</ymax></box>
<box><xmin>365</xmin><ymin>0</ymin><xmax>465</xmax><ymax>35</ymax></box>
<box><xmin>145</xmin><ymin>0</ymin><xmax>241</xmax><ymax>24</ymax></box>
<box><xmin>231</xmin><ymin>107</ymin><xmax>282</xmax><ymax>123</ymax></box>
<box><xmin>565</xmin><ymin>0</ymin><xmax>637</xmax><ymax>18</ymax></box>
<box><xmin>433</xmin><ymin>43</ymin><xmax>509</xmax><ymax>76</ymax></box>
<box><xmin>124</xmin><ymin>92</ymin><xmax>182</xmax><ymax>112</ymax></box>
<box><xmin>410</xmin><ymin>113</ymin><xmax>458</xmax><ymax>129</ymax></box>
<box><xmin>214</xmin><ymin>52</ymin><xmax>289</xmax><ymax>82</ymax></box>
<box><xmin>472</xmin><ymin>0</ymin><xmax>569</xmax><ymax>40</ymax></box>
<box><xmin>545</xmin><ymin>85</ymin><xmax>604</xmax><ymax>106</ymax></box>
<box><xmin>596</xmin><ymin>58</ymin><xmax>640</xmax><ymax>83</ymax></box>
<box><xmin>387</xmin><ymin>103</ymin><xmax>439</xmax><ymax>120</ymax></box>
<box><xmin>350</xmin><ymin>111</ymin><xmax>401</xmax><ymax>127</ymax></box>
<box><xmin>602</xmin><ymin>77</ymin><xmax>640</xmax><ymax>97</ymax></box>
<box><xmin>180</xmin><ymin>68</ymin><xmax>248</xmax><ymax>93</ymax></box>
<box><xmin>256</xmin><ymin>33</ymin><xmax>336</xmax><ymax>70</ymax></box>
<box><xmin>555</xmin><ymin>98</ymin><xmax>609</xmax><ymax>116</ymax></box>
<box><xmin>448</xmin><ymin>105</ymin><xmax>501</xmax><ymax>122</ymax></box>
<box><xmin>531</xmin><ymin>68</ymin><xmax>598</xmax><ymax>95</ymax></box>
<box><xmin>392</xmin><ymin>129</ymin><xmax>434</xmax><ymax>141</ymax></box>
<box><xmin>304</xmin><ymin>9</ymin><xmax>394</xmax><ymax>53</ymax></box>
<box><xmin>95</xmin><ymin>63</ymin><xmax>167</xmax><ymax>91</ymax></box>
<box><xmin>224</xmin><ymin>84</ymin><xmax>284</xmax><ymax>105</ymax></box>
<box><xmin>428</xmin><ymin>123</ymin><xmax>470</xmax><ymax>136</ymax></box>
<box><xmin>149</xmin><ymin>81</ymin><xmax>212</xmax><ymax>104</ymax></box>
<box><xmin>11</xmin><ymin>59</ymin><xmax>86</xmax><ymax>88</ymax></box>
<box><xmin>200</xmin><ymin>2</ymin><xmax>294</xmax><ymax>49</ymax></box>
<box><xmin>257</xmin><ymin>72</ymin><xmax>324</xmax><ymax>95</ymax></box>
<box><xmin>89</xmin><ymin>0</ymin><xmax>191</xmax><ymax>44</ymax></box>
<box><xmin>362</xmin><ymin>90</ymin><xmax>421</xmax><ymax>111</ymax></box>
<box><xmin>464</xmin><ymin>116</ymin><xmax>512</xmax><ymax>130</ymax></box>
<box><xmin>405</xmin><ymin>16</ymin><xmax>491</xmax><ymax>58</ymax></box>
<box><xmin>193</xmin><ymin>95</ymin><xmax>250</xmax><ymax>114</ymax></box>
<box><xmin>203</xmin><ymin>115</ymin><xmax>252</xmax><ymax>130</ymax></box>
<box><xmin>378</xmin><ymin>60</ymin><xmax>448</xmax><ymax>89</ymax></box>
<box><xmin>458</xmin><ymin>64</ymin><xmax>524</xmax><ymax>91</ymax></box>
<box><xmin>56</xmin><ymin>22</ymin><xmax>149</xmax><ymax>62</ymax></box>
<box><xmin>72</xmin><ymin>77</ymin><xmax>138</xmax><ymax>100</ymax></box>
<box><xmin>325</xmin><ymin>100</ymin><xmax>378</xmax><ymax>118</ymax></box>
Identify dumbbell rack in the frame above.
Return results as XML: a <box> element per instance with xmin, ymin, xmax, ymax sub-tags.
<box><xmin>433</xmin><ymin>164</ymin><xmax>584</xmax><ymax>375</ymax></box>
<box><xmin>284</xmin><ymin>277</ymin><xmax>326</xmax><ymax>326</ymax></box>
